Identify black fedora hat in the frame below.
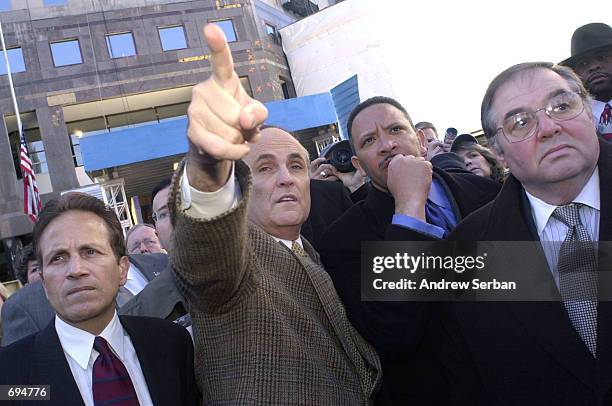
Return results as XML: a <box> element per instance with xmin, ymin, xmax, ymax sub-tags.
<box><xmin>560</xmin><ymin>23</ymin><xmax>612</xmax><ymax>68</ymax></box>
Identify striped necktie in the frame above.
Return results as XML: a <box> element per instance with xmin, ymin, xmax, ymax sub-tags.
<box><xmin>92</xmin><ymin>336</ymin><xmax>140</xmax><ymax>406</ymax></box>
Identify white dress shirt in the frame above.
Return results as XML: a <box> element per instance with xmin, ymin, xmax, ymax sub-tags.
<box><xmin>180</xmin><ymin>162</ymin><xmax>304</xmax><ymax>249</ymax></box>
<box><xmin>55</xmin><ymin>312</ymin><xmax>154</xmax><ymax>406</ymax></box>
<box><xmin>526</xmin><ymin>167</ymin><xmax>600</xmax><ymax>286</ymax></box>
<box><xmin>123</xmin><ymin>263</ymin><xmax>149</xmax><ymax>295</ymax></box>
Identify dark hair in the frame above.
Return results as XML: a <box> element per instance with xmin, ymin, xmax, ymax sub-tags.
<box><xmin>481</xmin><ymin>62</ymin><xmax>591</xmax><ymax>149</ymax></box>
<box><xmin>415</xmin><ymin>121</ymin><xmax>438</xmax><ymax>134</ymax></box>
<box><xmin>14</xmin><ymin>243</ymin><xmax>36</xmax><ymax>285</ymax></box>
<box><xmin>455</xmin><ymin>143</ymin><xmax>507</xmax><ymax>183</ymax></box>
<box><xmin>33</xmin><ymin>192</ymin><xmax>126</xmax><ymax>268</ymax></box>
<box><xmin>151</xmin><ymin>178</ymin><xmax>172</xmax><ymax>203</ymax></box>
<box><xmin>347</xmin><ymin>96</ymin><xmax>414</xmax><ymax>152</ymax></box>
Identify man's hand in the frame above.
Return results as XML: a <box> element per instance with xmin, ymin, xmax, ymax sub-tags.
<box><xmin>310</xmin><ymin>157</ymin><xmax>340</xmax><ymax>182</ymax></box>
<box><xmin>426</xmin><ymin>139</ymin><xmax>445</xmax><ymax>161</ymax></box>
<box><xmin>386</xmin><ymin>154</ymin><xmax>433</xmax><ymax>221</ymax></box>
<box><xmin>186</xmin><ymin>24</ymin><xmax>268</xmax><ymax>192</ymax></box>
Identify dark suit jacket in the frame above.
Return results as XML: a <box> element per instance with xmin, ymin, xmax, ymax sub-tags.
<box><xmin>1</xmin><ymin>254</ymin><xmax>167</xmax><ymax>346</ymax></box>
<box><xmin>319</xmin><ymin>168</ymin><xmax>501</xmax><ymax>405</ymax></box>
<box><xmin>119</xmin><ymin>269</ymin><xmax>189</xmax><ymax>325</ymax></box>
<box><xmin>302</xmin><ymin>179</ymin><xmax>354</xmax><ymax>251</ymax></box>
<box><xmin>0</xmin><ymin>315</ymin><xmax>199</xmax><ymax>406</ymax></box>
<box><xmin>441</xmin><ymin>140</ymin><xmax>612</xmax><ymax>405</ymax></box>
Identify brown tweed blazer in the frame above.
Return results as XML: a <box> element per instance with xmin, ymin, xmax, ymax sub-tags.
<box><xmin>169</xmin><ymin>160</ymin><xmax>381</xmax><ymax>405</ymax></box>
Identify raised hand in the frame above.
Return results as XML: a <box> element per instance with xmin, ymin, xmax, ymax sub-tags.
<box><xmin>186</xmin><ymin>24</ymin><xmax>268</xmax><ymax>191</ymax></box>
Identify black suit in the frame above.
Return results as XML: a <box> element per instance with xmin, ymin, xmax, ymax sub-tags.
<box><xmin>1</xmin><ymin>254</ymin><xmax>167</xmax><ymax>346</ymax></box>
<box><xmin>0</xmin><ymin>316</ymin><xmax>199</xmax><ymax>406</ymax></box>
<box><xmin>441</xmin><ymin>140</ymin><xmax>612</xmax><ymax>405</ymax></box>
<box><xmin>319</xmin><ymin>169</ymin><xmax>500</xmax><ymax>405</ymax></box>
<box><xmin>302</xmin><ymin>179</ymin><xmax>354</xmax><ymax>251</ymax></box>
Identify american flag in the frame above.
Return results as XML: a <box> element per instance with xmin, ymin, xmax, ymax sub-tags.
<box><xmin>19</xmin><ymin>130</ymin><xmax>41</xmax><ymax>222</ymax></box>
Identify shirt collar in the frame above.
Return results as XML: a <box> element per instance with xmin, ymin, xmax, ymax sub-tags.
<box><xmin>526</xmin><ymin>167</ymin><xmax>600</xmax><ymax>236</ymax></box>
<box><xmin>55</xmin><ymin>311</ymin><xmax>125</xmax><ymax>370</ymax></box>
<box><xmin>274</xmin><ymin>236</ymin><xmax>303</xmax><ymax>250</ymax></box>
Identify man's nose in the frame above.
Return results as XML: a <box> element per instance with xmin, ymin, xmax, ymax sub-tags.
<box><xmin>67</xmin><ymin>257</ymin><xmax>89</xmax><ymax>277</ymax></box>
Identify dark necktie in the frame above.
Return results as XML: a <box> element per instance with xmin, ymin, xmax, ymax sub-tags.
<box><xmin>600</xmin><ymin>103</ymin><xmax>612</xmax><ymax>141</ymax></box>
<box><xmin>92</xmin><ymin>336</ymin><xmax>140</xmax><ymax>406</ymax></box>
<box><xmin>552</xmin><ymin>204</ymin><xmax>598</xmax><ymax>356</ymax></box>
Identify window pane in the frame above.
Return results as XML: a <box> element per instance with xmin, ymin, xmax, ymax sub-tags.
<box><xmin>157</xmin><ymin>102</ymin><xmax>189</xmax><ymax>121</ymax></box>
<box><xmin>106</xmin><ymin>32</ymin><xmax>136</xmax><ymax>58</ymax></box>
<box><xmin>0</xmin><ymin>0</ymin><xmax>11</xmax><ymax>11</ymax></box>
<box><xmin>66</xmin><ymin>117</ymin><xmax>107</xmax><ymax>136</ymax></box>
<box><xmin>44</xmin><ymin>0</ymin><xmax>67</xmax><ymax>5</ymax></box>
<box><xmin>107</xmin><ymin>108</ymin><xmax>157</xmax><ymax>130</ymax></box>
<box><xmin>50</xmin><ymin>40</ymin><xmax>83</xmax><ymax>67</ymax></box>
<box><xmin>239</xmin><ymin>76</ymin><xmax>253</xmax><ymax>97</ymax></box>
<box><xmin>158</xmin><ymin>26</ymin><xmax>187</xmax><ymax>51</ymax></box>
<box><xmin>265</xmin><ymin>23</ymin><xmax>276</xmax><ymax>36</ymax></box>
<box><xmin>0</xmin><ymin>47</ymin><xmax>26</xmax><ymax>74</ymax></box>
<box><xmin>211</xmin><ymin>20</ymin><xmax>237</xmax><ymax>42</ymax></box>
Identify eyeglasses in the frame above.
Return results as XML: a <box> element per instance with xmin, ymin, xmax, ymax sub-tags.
<box><xmin>128</xmin><ymin>239</ymin><xmax>160</xmax><ymax>253</ymax></box>
<box><xmin>495</xmin><ymin>91</ymin><xmax>585</xmax><ymax>143</ymax></box>
<box><xmin>152</xmin><ymin>209</ymin><xmax>169</xmax><ymax>223</ymax></box>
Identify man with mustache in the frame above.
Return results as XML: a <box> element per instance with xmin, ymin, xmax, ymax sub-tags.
<box><xmin>561</xmin><ymin>23</ymin><xmax>612</xmax><ymax>140</ymax></box>
<box><xmin>318</xmin><ymin>96</ymin><xmax>500</xmax><ymax>404</ymax></box>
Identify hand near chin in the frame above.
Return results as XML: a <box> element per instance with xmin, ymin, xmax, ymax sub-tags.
<box><xmin>386</xmin><ymin>154</ymin><xmax>433</xmax><ymax>221</ymax></box>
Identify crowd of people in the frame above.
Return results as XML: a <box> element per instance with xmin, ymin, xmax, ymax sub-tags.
<box><xmin>0</xmin><ymin>20</ymin><xmax>611</xmax><ymax>405</ymax></box>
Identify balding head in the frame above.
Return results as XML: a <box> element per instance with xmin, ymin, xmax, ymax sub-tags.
<box><xmin>244</xmin><ymin>127</ymin><xmax>311</xmax><ymax>241</ymax></box>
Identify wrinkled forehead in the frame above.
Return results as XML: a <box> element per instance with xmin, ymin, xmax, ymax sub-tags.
<box><xmin>246</xmin><ymin>129</ymin><xmax>309</xmax><ymax>164</ymax></box>
<box><xmin>492</xmin><ymin>69</ymin><xmax>572</xmax><ymax>117</ymax></box>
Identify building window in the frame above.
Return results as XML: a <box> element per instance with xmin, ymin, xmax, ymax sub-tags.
<box><xmin>239</xmin><ymin>76</ymin><xmax>253</xmax><ymax>97</ymax></box>
<box><xmin>5</xmin><ymin>112</ymin><xmax>47</xmax><ymax>176</ymax></box>
<box><xmin>44</xmin><ymin>0</ymin><xmax>67</xmax><ymax>5</ymax></box>
<box><xmin>106</xmin><ymin>32</ymin><xmax>136</xmax><ymax>59</ymax></box>
<box><xmin>0</xmin><ymin>47</ymin><xmax>26</xmax><ymax>74</ymax></box>
<box><xmin>265</xmin><ymin>23</ymin><xmax>276</xmax><ymax>36</ymax></box>
<box><xmin>211</xmin><ymin>19</ymin><xmax>237</xmax><ymax>42</ymax></box>
<box><xmin>158</xmin><ymin>25</ymin><xmax>187</xmax><ymax>51</ymax></box>
<box><xmin>50</xmin><ymin>39</ymin><xmax>83</xmax><ymax>67</ymax></box>
<box><xmin>0</xmin><ymin>0</ymin><xmax>12</xmax><ymax>11</ymax></box>
<box><xmin>280</xmin><ymin>77</ymin><xmax>293</xmax><ymax>99</ymax></box>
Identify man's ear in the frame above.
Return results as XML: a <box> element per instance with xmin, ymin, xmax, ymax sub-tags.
<box><xmin>415</xmin><ymin>129</ymin><xmax>427</xmax><ymax>155</ymax></box>
<box><xmin>118</xmin><ymin>256</ymin><xmax>130</xmax><ymax>287</ymax></box>
<box><xmin>351</xmin><ymin>155</ymin><xmax>368</xmax><ymax>178</ymax></box>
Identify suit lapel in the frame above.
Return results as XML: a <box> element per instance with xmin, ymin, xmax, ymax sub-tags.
<box><xmin>32</xmin><ymin>321</ymin><xmax>85</xmax><ymax>406</ymax></box>
<box><xmin>120</xmin><ymin>316</ymin><xmax>167</xmax><ymax>405</ymax></box>
<box><xmin>128</xmin><ymin>253</ymin><xmax>168</xmax><ymax>281</ymax></box>
<box><xmin>362</xmin><ymin>185</ymin><xmax>395</xmax><ymax>239</ymax></box>
<box><xmin>488</xmin><ymin>176</ymin><xmax>596</xmax><ymax>388</ymax></box>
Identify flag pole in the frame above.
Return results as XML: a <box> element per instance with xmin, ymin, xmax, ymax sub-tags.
<box><xmin>0</xmin><ymin>21</ymin><xmax>41</xmax><ymax>222</ymax></box>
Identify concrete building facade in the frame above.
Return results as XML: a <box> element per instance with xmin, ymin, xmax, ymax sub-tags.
<box><xmin>0</xmin><ymin>0</ymin><xmax>340</xmax><ymax>280</ymax></box>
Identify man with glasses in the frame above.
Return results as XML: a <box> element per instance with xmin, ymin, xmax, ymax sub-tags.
<box><xmin>125</xmin><ymin>224</ymin><xmax>166</xmax><ymax>255</ymax></box>
<box><xmin>561</xmin><ymin>23</ymin><xmax>612</xmax><ymax>140</ymax></box>
<box><xmin>441</xmin><ymin>62</ymin><xmax>612</xmax><ymax>404</ymax></box>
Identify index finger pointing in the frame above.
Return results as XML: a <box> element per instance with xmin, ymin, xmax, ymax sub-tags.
<box><xmin>204</xmin><ymin>23</ymin><xmax>234</xmax><ymax>84</ymax></box>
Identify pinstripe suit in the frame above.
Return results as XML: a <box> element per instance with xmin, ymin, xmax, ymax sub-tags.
<box><xmin>169</xmin><ymin>160</ymin><xmax>381</xmax><ymax>405</ymax></box>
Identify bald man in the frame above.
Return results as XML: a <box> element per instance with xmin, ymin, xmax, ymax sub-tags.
<box><xmin>166</xmin><ymin>24</ymin><xmax>381</xmax><ymax>404</ymax></box>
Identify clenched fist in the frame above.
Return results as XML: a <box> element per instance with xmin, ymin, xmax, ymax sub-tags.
<box><xmin>386</xmin><ymin>154</ymin><xmax>433</xmax><ymax>221</ymax></box>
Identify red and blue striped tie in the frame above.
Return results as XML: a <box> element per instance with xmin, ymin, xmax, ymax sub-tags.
<box><xmin>92</xmin><ymin>336</ymin><xmax>140</xmax><ymax>406</ymax></box>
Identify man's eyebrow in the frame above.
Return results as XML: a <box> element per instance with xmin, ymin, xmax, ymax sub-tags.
<box><xmin>287</xmin><ymin>152</ymin><xmax>306</xmax><ymax>162</ymax></box>
<box><xmin>502</xmin><ymin>89</ymin><xmax>571</xmax><ymax>120</ymax></box>
<box><xmin>254</xmin><ymin>153</ymin><xmax>276</xmax><ymax>164</ymax></box>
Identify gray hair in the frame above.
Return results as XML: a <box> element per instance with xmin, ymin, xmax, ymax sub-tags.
<box><xmin>481</xmin><ymin>62</ymin><xmax>592</xmax><ymax>150</ymax></box>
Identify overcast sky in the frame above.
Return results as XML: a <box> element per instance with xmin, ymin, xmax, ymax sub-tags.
<box><xmin>374</xmin><ymin>0</ymin><xmax>610</xmax><ymax>134</ymax></box>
